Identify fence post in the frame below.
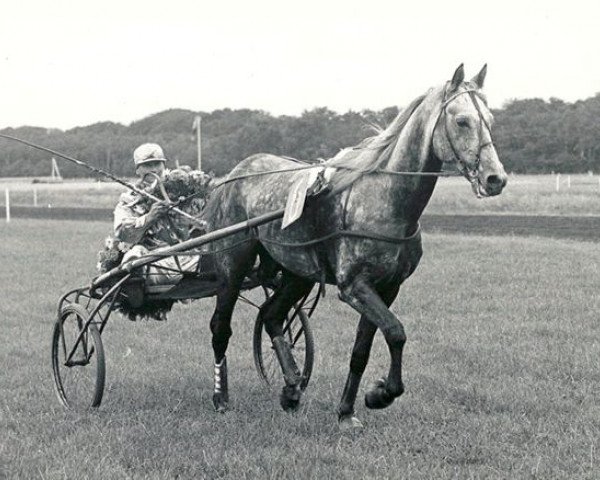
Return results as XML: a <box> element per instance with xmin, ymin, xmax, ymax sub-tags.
<box><xmin>5</xmin><ymin>189</ymin><xmax>10</xmax><ymax>223</ymax></box>
<box><xmin>33</xmin><ymin>188</ymin><xmax>38</xmax><ymax>207</ymax></box>
<box><xmin>556</xmin><ymin>174</ymin><xmax>560</xmax><ymax>192</ymax></box>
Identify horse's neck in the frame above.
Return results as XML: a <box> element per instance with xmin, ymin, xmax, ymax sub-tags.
<box><xmin>383</xmin><ymin>96</ymin><xmax>442</xmax><ymax>222</ymax></box>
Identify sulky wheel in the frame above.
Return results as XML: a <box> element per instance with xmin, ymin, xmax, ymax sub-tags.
<box><xmin>51</xmin><ymin>303</ymin><xmax>105</xmax><ymax>409</ymax></box>
<box><xmin>253</xmin><ymin>294</ymin><xmax>314</xmax><ymax>391</ymax></box>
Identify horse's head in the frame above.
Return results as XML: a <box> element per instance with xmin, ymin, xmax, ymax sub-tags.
<box><xmin>432</xmin><ymin>64</ymin><xmax>507</xmax><ymax>197</ymax></box>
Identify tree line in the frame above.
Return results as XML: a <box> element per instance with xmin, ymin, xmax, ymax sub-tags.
<box><xmin>1</xmin><ymin>93</ymin><xmax>599</xmax><ymax>178</ymax></box>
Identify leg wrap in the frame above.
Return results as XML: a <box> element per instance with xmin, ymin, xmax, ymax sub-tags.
<box><xmin>213</xmin><ymin>356</ymin><xmax>228</xmax><ymax>396</ymax></box>
<box><xmin>272</xmin><ymin>336</ymin><xmax>301</xmax><ymax>386</ymax></box>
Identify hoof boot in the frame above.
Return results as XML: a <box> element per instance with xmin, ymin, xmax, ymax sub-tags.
<box><xmin>280</xmin><ymin>385</ymin><xmax>302</xmax><ymax>412</ymax></box>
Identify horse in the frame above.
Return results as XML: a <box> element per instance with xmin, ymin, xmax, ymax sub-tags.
<box><xmin>200</xmin><ymin>64</ymin><xmax>507</xmax><ymax>428</ymax></box>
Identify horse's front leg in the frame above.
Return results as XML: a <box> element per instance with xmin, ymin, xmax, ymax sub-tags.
<box><xmin>337</xmin><ymin>283</ymin><xmax>400</xmax><ymax>428</ymax></box>
<box><xmin>338</xmin><ymin>278</ymin><xmax>405</xmax><ymax>413</ymax></box>
<box><xmin>337</xmin><ymin>315</ymin><xmax>377</xmax><ymax>429</ymax></box>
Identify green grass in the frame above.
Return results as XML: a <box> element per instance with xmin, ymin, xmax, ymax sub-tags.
<box><xmin>2</xmin><ymin>174</ymin><xmax>600</xmax><ymax>215</ymax></box>
<box><xmin>1</xmin><ymin>220</ymin><xmax>599</xmax><ymax>479</ymax></box>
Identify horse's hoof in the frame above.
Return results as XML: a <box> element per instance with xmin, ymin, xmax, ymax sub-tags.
<box><xmin>212</xmin><ymin>393</ymin><xmax>229</xmax><ymax>413</ymax></box>
<box><xmin>364</xmin><ymin>378</ymin><xmax>395</xmax><ymax>410</ymax></box>
<box><xmin>338</xmin><ymin>415</ymin><xmax>364</xmax><ymax>431</ymax></box>
<box><xmin>280</xmin><ymin>385</ymin><xmax>302</xmax><ymax>412</ymax></box>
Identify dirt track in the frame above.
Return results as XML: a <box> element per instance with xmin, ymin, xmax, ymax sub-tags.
<box><xmin>3</xmin><ymin>206</ymin><xmax>600</xmax><ymax>242</ymax></box>
<box><xmin>423</xmin><ymin>214</ymin><xmax>600</xmax><ymax>242</ymax></box>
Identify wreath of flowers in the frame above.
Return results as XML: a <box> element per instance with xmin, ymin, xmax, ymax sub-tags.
<box><xmin>96</xmin><ymin>166</ymin><xmax>213</xmax><ymax>274</ymax></box>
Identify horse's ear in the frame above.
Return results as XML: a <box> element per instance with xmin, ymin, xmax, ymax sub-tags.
<box><xmin>470</xmin><ymin>64</ymin><xmax>487</xmax><ymax>89</ymax></box>
<box><xmin>449</xmin><ymin>63</ymin><xmax>465</xmax><ymax>91</ymax></box>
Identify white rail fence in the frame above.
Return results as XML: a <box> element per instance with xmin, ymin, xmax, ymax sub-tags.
<box><xmin>3</xmin><ymin>175</ymin><xmax>600</xmax><ymax>223</ymax></box>
<box><xmin>1</xmin><ymin>181</ymin><xmax>123</xmax><ymax>223</ymax></box>
<box><xmin>554</xmin><ymin>172</ymin><xmax>600</xmax><ymax>192</ymax></box>
<box><xmin>3</xmin><ymin>187</ymin><xmax>47</xmax><ymax>223</ymax></box>
<box><xmin>5</xmin><ymin>189</ymin><xmax>9</xmax><ymax>223</ymax></box>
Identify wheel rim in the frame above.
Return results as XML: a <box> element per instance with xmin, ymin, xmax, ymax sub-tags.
<box><xmin>52</xmin><ymin>305</ymin><xmax>103</xmax><ymax>409</ymax></box>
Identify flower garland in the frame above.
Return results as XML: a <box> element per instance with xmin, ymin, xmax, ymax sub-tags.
<box><xmin>96</xmin><ymin>167</ymin><xmax>213</xmax><ymax>273</ymax></box>
<box><xmin>136</xmin><ymin>166</ymin><xmax>213</xmax><ymax>216</ymax></box>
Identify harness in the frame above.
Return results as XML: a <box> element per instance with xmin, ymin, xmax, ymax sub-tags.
<box><xmin>258</xmin><ymin>223</ymin><xmax>421</xmax><ymax>248</ymax></box>
<box><xmin>219</xmin><ymin>85</ymin><xmax>493</xmax><ymax>249</ymax></box>
<box><xmin>433</xmin><ymin>86</ymin><xmax>495</xmax><ymax>183</ymax></box>
<box><xmin>0</xmin><ymin>86</ymin><xmax>492</xmax><ymax>251</ymax></box>
<box><xmin>171</xmin><ymin>85</ymin><xmax>494</xmax><ymax>251</ymax></box>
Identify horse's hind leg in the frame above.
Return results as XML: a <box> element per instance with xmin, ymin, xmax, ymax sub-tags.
<box><xmin>258</xmin><ymin>270</ymin><xmax>314</xmax><ymax>411</ymax></box>
<box><xmin>210</xmin><ymin>245</ymin><xmax>257</xmax><ymax>412</ymax></box>
<box><xmin>338</xmin><ymin>279</ymin><xmax>404</xmax><ymax>413</ymax></box>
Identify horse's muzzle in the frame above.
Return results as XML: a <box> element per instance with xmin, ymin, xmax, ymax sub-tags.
<box><xmin>483</xmin><ymin>173</ymin><xmax>508</xmax><ymax>196</ymax></box>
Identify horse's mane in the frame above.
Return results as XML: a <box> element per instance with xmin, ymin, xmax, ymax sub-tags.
<box><xmin>201</xmin><ymin>92</ymin><xmax>429</xmax><ymax>221</ymax></box>
<box><xmin>324</xmin><ymin>94</ymin><xmax>427</xmax><ymax>195</ymax></box>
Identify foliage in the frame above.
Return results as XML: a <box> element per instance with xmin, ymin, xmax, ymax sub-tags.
<box><xmin>493</xmin><ymin>94</ymin><xmax>600</xmax><ymax>173</ymax></box>
<box><xmin>2</xmin><ymin>94</ymin><xmax>600</xmax><ymax>177</ymax></box>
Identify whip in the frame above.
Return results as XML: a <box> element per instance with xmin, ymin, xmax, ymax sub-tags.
<box><xmin>0</xmin><ymin>133</ymin><xmax>205</xmax><ymax>227</ymax></box>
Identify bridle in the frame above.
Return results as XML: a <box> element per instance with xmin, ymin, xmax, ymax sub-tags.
<box><xmin>433</xmin><ymin>85</ymin><xmax>495</xmax><ymax>184</ymax></box>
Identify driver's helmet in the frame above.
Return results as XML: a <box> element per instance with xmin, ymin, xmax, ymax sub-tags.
<box><xmin>133</xmin><ymin>143</ymin><xmax>167</xmax><ymax>167</ymax></box>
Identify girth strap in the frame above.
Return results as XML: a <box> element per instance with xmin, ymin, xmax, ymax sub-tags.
<box><xmin>258</xmin><ymin>223</ymin><xmax>421</xmax><ymax>248</ymax></box>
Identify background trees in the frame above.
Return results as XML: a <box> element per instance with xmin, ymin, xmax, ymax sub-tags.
<box><xmin>1</xmin><ymin>94</ymin><xmax>599</xmax><ymax>177</ymax></box>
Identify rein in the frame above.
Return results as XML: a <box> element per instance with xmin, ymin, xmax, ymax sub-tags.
<box><xmin>205</xmin><ymin>87</ymin><xmax>490</xmax><ymax>194</ymax></box>
<box><xmin>1</xmin><ymin>85</ymin><xmax>491</xmax><ymax>225</ymax></box>
<box><xmin>211</xmin><ymin>162</ymin><xmax>459</xmax><ymax>190</ymax></box>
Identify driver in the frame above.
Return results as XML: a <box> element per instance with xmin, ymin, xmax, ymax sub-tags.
<box><xmin>113</xmin><ymin>143</ymin><xmax>200</xmax><ymax>292</ymax></box>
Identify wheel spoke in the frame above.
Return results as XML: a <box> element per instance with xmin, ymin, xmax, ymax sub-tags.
<box><xmin>291</xmin><ymin>325</ymin><xmax>304</xmax><ymax>347</ymax></box>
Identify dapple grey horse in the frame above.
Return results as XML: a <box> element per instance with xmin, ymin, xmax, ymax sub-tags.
<box><xmin>201</xmin><ymin>64</ymin><xmax>507</xmax><ymax>428</ymax></box>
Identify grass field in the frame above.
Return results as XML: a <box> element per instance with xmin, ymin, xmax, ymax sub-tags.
<box><xmin>430</xmin><ymin>174</ymin><xmax>600</xmax><ymax>216</ymax></box>
<box><xmin>1</xmin><ymin>219</ymin><xmax>599</xmax><ymax>479</ymax></box>
<box><xmin>2</xmin><ymin>173</ymin><xmax>600</xmax><ymax>216</ymax></box>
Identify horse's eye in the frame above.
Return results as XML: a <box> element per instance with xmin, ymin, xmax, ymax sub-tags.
<box><xmin>456</xmin><ymin>115</ymin><xmax>470</xmax><ymax>128</ymax></box>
